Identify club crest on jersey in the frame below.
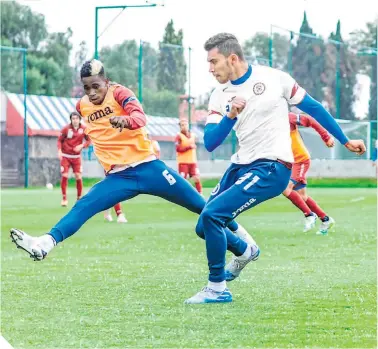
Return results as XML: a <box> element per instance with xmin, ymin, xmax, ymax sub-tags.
<box><xmin>87</xmin><ymin>107</ymin><xmax>114</xmax><ymax>123</ymax></box>
<box><xmin>253</xmin><ymin>82</ymin><xmax>265</xmax><ymax>95</ymax></box>
<box><xmin>78</xmin><ymin>128</ymin><xmax>84</xmax><ymax>134</ymax></box>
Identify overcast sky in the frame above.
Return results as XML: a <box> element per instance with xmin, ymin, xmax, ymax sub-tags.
<box><xmin>22</xmin><ymin>0</ymin><xmax>377</xmax><ymax>96</ymax></box>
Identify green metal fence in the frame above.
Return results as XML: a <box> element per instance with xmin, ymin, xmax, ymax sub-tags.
<box><xmin>269</xmin><ymin>25</ymin><xmax>377</xmax><ymax>121</ymax></box>
<box><xmin>0</xmin><ymin>46</ymin><xmax>28</xmax><ymax>187</ymax></box>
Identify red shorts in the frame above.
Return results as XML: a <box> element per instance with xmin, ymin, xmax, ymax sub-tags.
<box><xmin>290</xmin><ymin>159</ymin><xmax>310</xmax><ymax>190</ymax></box>
<box><xmin>61</xmin><ymin>156</ymin><xmax>82</xmax><ymax>174</ymax></box>
<box><xmin>178</xmin><ymin>163</ymin><xmax>199</xmax><ymax>178</ymax></box>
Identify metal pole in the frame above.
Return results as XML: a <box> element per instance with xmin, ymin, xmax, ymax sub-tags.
<box><xmin>94</xmin><ymin>7</ymin><xmax>99</xmax><ymax>59</ymax></box>
<box><xmin>188</xmin><ymin>47</ymin><xmax>192</xmax><ymax>130</ymax></box>
<box><xmin>23</xmin><ymin>50</ymin><xmax>28</xmax><ymax>188</ymax></box>
<box><xmin>138</xmin><ymin>40</ymin><xmax>143</xmax><ymax>102</ymax></box>
<box><xmin>94</xmin><ymin>4</ymin><xmax>158</xmax><ymax>59</ymax></box>
<box><xmin>335</xmin><ymin>46</ymin><xmax>340</xmax><ymax>119</ymax></box>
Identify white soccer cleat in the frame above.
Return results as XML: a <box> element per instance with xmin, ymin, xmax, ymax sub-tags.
<box><xmin>184</xmin><ymin>287</ymin><xmax>232</xmax><ymax>304</ymax></box>
<box><xmin>232</xmin><ymin>223</ymin><xmax>257</xmax><ymax>246</ymax></box>
<box><xmin>117</xmin><ymin>213</ymin><xmax>128</xmax><ymax>223</ymax></box>
<box><xmin>303</xmin><ymin>213</ymin><xmax>317</xmax><ymax>232</ymax></box>
<box><xmin>316</xmin><ymin>216</ymin><xmax>335</xmax><ymax>235</ymax></box>
<box><xmin>10</xmin><ymin>229</ymin><xmax>50</xmax><ymax>261</ymax></box>
<box><xmin>104</xmin><ymin>212</ymin><xmax>113</xmax><ymax>222</ymax></box>
<box><xmin>225</xmin><ymin>245</ymin><xmax>260</xmax><ymax>282</ymax></box>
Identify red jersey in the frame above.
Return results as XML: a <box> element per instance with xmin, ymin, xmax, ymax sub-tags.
<box><xmin>57</xmin><ymin>124</ymin><xmax>91</xmax><ymax>157</ymax></box>
<box><xmin>289</xmin><ymin>113</ymin><xmax>331</xmax><ymax>163</ymax></box>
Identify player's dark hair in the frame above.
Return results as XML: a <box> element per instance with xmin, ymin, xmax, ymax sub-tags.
<box><xmin>80</xmin><ymin>59</ymin><xmax>105</xmax><ymax>78</ymax></box>
<box><xmin>70</xmin><ymin>111</ymin><xmax>81</xmax><ymax>121</ymax></box>
<box><xmin>204</xmin><ymin>33</ymin><xmax>245</xmax><ymax>61</ymax></box>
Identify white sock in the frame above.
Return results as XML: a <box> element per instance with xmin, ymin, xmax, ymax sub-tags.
<box><xmin>238</xmin><ymin>245</ymin><xmax>252</xmax><ymax>261</ymax></box>
<box><xmin>207</xmin><ymin>281</ymin><xmax>226</xmax><ymax>292</ymax></box>
<box><xmin>38</xmin><ymin>234</ymin><xmax>56</xmax><ymax>253</ymax></box>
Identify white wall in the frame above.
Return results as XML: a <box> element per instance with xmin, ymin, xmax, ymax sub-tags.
<box><xmin>83</xmin><ymin>159</ymin><xmax>377</xmax><ymax>179</ymax></box>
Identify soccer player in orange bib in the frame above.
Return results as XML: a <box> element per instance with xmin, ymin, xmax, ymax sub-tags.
<box><xmin>175</xmin><ymin>119</ymin><xmax>202</xmax><ymax>194</ymax></box>
<box><xmin>282</xmin><ymin>112</ymin><xmax>335</xmax><ymax>234</ymax></box>
<box><xmin>10</xmin><ymin>59</ymin><xmax>254</xmax><ymax>273</ymax></box>
<box><xmin>57</xmin><ymin>111</ymin><xmax>90</xmax><ymax>207</ymax></box>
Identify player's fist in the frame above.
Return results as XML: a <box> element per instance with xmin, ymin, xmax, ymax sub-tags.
<box><xmin>109</xmin><ymin>116</ymin><xmax>130</xmax><ymax>132</ymax></box>
<box><xmin>228</xmin><ymin>97</ymin><xmax>246</xmax><ymax>119</ymax></box>
<box><xmin>325</xmin><ymin>137</ymin><xmax>335</xmax><ymax>148</ymax></box>
<box><xmin>345</xmin><ymin>139</ymin><xmax>366</xmax><ymax>155</ymax></box>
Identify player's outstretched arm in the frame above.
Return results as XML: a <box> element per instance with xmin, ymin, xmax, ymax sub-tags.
<box><xmin>296</xmin><ymin>94</ymin><xmax>366</xmax><ymax>155</ymax></box>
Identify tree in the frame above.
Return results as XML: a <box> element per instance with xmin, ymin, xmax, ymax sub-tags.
<box><xmin>243</xmin><ymin>32</ymin><xmax>289</xmax><ymax>69</ymax></box>
<box><xmin>324</xmin><ymin>20</ymin><xmax>358</xmax><ymax>120</ymax></box>
<box><xmin>0</xmin><ymin>1</ymin><xmax>74</xmax><ymax>97</ymax></box>
<box><xmin>72</xmin><ymin>41</ymin><xmax>89</xmax><ymax>97</ymax></box>
<box><xmin>157</xmin><ymin>20</ymin><xmax>186</xmax><ymax>94</ymax></box>
<box><xmin>292</xmin><ymin>12</ymin><xmax>326</xmax><ymax>102</ymax></box>
<box><xmin>1</xmin><ymin>1</ymin><xmax>47</xmax><ymax>50</ymax></box>
<box><xmin>100</xmin><ymin>40</ymin><xmax>139</xmax><ymax>92</ymax></box>
<box><xmin>141</xmin><ymin>41</ymin><xmax>159</xmax><ymax>91</ymax></box>
<box><xmin>44</xmin><ymin>29</ymin><xmax>74</xmax><ymax>96</ymax></box>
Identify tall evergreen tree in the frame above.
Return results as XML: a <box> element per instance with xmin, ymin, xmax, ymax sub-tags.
<box><xmin>291</xmin><ymin>12</ymin><xmax>326</xmax><ymax>102</ymax></box>
<box><xmin>326</xmin><ymin>20</ymin><xmax>358</xmax><ymax>120</ymax></box>
<box><xmin>157</xmin><ymin>20</ymin><xmax>186</xmax><ymax>93</ymax></box>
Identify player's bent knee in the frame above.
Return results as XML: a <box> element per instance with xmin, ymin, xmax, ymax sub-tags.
<box><xmin>74</xmin><ymin>173</ymin><xmax>82</xmax><ymax>180</ymax></box>
<box><xmin>62</xmin><ymin>173</ymin><xmax>69</xmax><ymax>178</ymax></box>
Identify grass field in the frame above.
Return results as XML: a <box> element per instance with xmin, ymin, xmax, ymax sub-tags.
<box><xmin>1</xmin><ymin>187</ymin><xmax>376</xmax><ymax>348</ymax></box>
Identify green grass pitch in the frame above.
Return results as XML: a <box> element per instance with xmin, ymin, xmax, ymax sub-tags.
<box><xmin>1</xmin><ymin>187</ymin><xmax>376</xmax><ymax>348</ymax></box>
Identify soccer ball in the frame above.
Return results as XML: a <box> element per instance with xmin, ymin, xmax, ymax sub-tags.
<box><xmin>46</xmin><ymin>183</ymin><xmax>53</xmax><ymax>190</ymax></box>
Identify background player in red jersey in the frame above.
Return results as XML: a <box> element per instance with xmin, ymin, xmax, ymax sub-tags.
<box><xmin>282</xmin><ymin>112</ymin><xmax>335</xmax><ymax>234</ymax></box>
<box><xmin>57</xmin><ymin>112</ymin><xmax>90</xmax><ymax>207</ymax></box>
<box><xmin>175</xmin><ymin>119</ymin><xmax>202</xmax><ymax>194</ymax></box>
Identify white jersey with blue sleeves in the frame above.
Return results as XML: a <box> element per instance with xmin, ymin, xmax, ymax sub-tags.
<box><xmin>207</xmin><ymin>65</ymin><xmax>306</xmax><ymax>164</ymax></box>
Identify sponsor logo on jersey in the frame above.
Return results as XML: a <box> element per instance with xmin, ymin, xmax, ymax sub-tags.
<box><xmin>232</xmin><ymin>198</ymin><xmax>256</xmax><ymax>217</ymax></box>
<box><xmin>87</xmin><ymin>107</ymin><xmax>114</xmax><ymax>123</ymax></box>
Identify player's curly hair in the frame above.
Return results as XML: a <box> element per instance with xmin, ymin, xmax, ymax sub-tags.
<box><xmin>80</xmin><ymin>59</ymin><xmax>105</xmax><ymax>78</ymax></box>
<box><xmin>204</xmin><ymin>33</ymin><xmax>245</xmax><ymax>61</ymax></box>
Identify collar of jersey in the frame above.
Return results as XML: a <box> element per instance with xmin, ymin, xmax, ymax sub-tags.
<box><xmin>230</xmin><ymin>65</ymin><xmax>252</xmax><ymax>85</ymax></box>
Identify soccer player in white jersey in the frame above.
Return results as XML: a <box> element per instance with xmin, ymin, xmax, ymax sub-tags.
<box><xmin>185</xmin><ymin>33</ymin><xmax>366</xmax><ymax>304</ymax></box>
